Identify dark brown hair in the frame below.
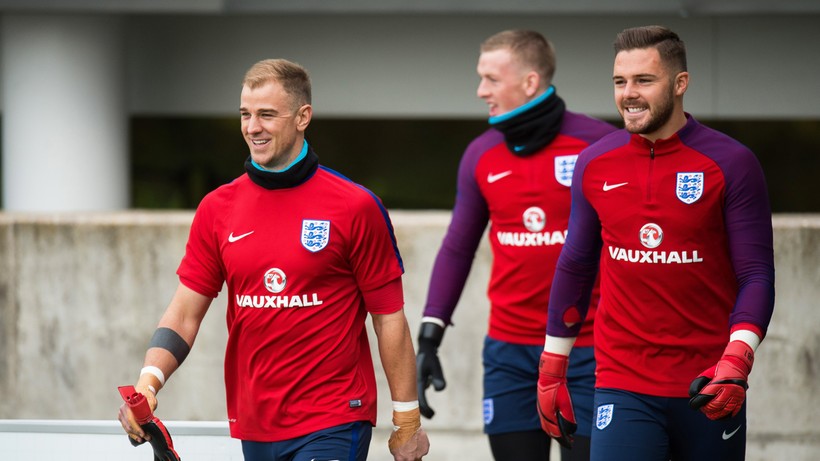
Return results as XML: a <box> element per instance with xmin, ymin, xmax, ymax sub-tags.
<box><xmin>613</xmin><ymin>25</ymin><xmax>687</xmax><ymax>74</ymax></box>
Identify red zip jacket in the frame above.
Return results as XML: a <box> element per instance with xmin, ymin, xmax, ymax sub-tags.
<box><xmin>548</xmin><ymin>114</ymin><xmax>775</xmax><ymax>396</ymax></box>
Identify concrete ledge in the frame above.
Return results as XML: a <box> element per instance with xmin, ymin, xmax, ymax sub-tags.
<box><xmin>0</xmin><ymin>419</ymin><xmax>242</xmax><ymax>460</ymax></box>
<box><xmin>0</xmin><ymin>419</ymin><xmax>229</xmax><ymax>435</ymax></box>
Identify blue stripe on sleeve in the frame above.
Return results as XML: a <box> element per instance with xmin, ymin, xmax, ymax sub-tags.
<box><xmin>319</xmin><ymin>166</ymin><xmax>405</xmax><ymax>272</ymax></box>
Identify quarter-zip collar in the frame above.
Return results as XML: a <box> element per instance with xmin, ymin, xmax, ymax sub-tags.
<box><xmin>629</xmin><ymin>113</ymin><xmax>697</xmax><ymax>156</ymax></box>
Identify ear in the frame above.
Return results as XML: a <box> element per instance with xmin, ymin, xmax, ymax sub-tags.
<box><xmin>295</xmin><ymin>104</ymin><xmax>312</xmax><ymax>132</ymax></box>
<box><xmin>674</xmin><ymin>71</ymin><xmax>689</xmax><ymax>97</ymax></box>
<box><xmin>523</xmin><ymin>70</ymin><xmax>541</xmax><ymax>98</ymax></box>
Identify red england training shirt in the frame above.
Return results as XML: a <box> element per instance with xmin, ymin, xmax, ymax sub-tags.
<box><xmin>177</xmin><ymin>154</ymin><xmax>404</xmax><ymax>441</ymax></box>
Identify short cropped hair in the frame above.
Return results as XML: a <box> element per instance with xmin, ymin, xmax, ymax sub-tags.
<box><xmin>613</xmin><ymin>25</ymin><xmax>687</xmax><ymax>74</ymax></box>
<box><xmin>242</xmin><ymin>58</ymin><xmax>312</xmax><ymax>109</ymax></box>
<box><xmin>481</xmin><ymin>29</ymin><xmax>556</xmax><ymax>86</ymax></box>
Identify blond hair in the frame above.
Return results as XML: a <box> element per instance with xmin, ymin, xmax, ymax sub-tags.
<box><xmin>481</xmin><ymin>30</ymin><xmax>556</xmax><ymax>86</ymax></box>
<box><xmin>242</xmin><ymin>58</ymin><xmax>312</xmax><ymax>109</ymax></box>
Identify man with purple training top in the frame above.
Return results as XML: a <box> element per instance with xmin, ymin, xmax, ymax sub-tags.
<box><xmin>537</xmin><ymin>25</ymin><xmax>775</xmax><ymax>461</ymax></box>
<box><xmin>417</xmin><ymin>29</ymin><xmax>616</xmax><ymax>461</ymax></box>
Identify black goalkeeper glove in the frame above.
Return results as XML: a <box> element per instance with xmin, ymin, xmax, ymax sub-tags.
<box><xmin>416</xmin><ymin>321</ymin><xmax>446</xmax><ymax>419</ymax></box>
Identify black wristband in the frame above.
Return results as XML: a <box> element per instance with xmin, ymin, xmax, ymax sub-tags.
<box><xmin>148</xmin><ymin>327</ymin><xmax>191</xmax><ymax>366</ymax></box>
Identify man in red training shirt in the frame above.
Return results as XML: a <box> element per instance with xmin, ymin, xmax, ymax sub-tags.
<box><xmin>118</xmin><ymin>58</ymin><xmax>429</xmax><ymax>461</ymax></box>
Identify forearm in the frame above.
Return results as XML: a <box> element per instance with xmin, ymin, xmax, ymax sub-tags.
<box><xmin>373</xmin><ymin>311</ymin><xmax>418</xmax><ymax>402</ymax></box>
<box><xmin>140</xmin><ymin>283</ymin><xmax>211</xmax><ymax>392</ymax></box>
<box><xmin>422</xmin><ymin>246</ymin><xmax>474</xmax><ymax>324</ymax></box>
<box><xmin>546</xmin><ymin>253</ymin><xmax>599</xmax><ymax>338</ymax></box>
<box><xmin>423</xmin><ymin>184</ymin><xmax>488</xmax><ymax>324</ymax></box>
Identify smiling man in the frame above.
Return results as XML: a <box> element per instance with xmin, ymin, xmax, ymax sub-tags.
<box><xmin>118</xmin><ymin>58</ymin><xmax>429</xmax><ymax>461</ymax></box>
<box><xmin>537</xmin><ymin>25</ymin><xmax>775</xmax><ymax>461</ymax></box>
<box><xmin>416</xmin><ymin>30</ymin><xmax>616</xmax><ymax>461</ymax></box>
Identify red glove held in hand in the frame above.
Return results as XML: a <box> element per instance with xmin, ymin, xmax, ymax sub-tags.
<box><xmin>536</xmin><ymin>351</ymin><xmax>577</xmax><ymax>448</ymax></box>
<box><xmin>118</xmin><ymin>386</ymin><xmax>181</xmax><ymax>461</ymax></box>
<box><xmin>689</xmin><ymin>341</ymin><xmax>754</xmax><ymax>420</ymax></box>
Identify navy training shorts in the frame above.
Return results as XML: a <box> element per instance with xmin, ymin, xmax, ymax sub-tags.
<box><xmin>482</xmin><ymin>336</ymin><xmax>596</xmax><ymax>437</ymax></box>
<box><xmin>591</xmin><ymin>387</ymin><xmax>746</xmax><ymax>461</ymax></box>
<box><xmin>241</xmin><ymin>421</ymin><xmax>372</xmax><ymax>461</ymax></box>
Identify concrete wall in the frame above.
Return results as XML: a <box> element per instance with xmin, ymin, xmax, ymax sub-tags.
<box><xmin>0</xmin><ymin>211</ymin><xmax>818</xmax><ymax>460</ymax></box>
<box><xmin>122</xmin><ymin>13</ymin><xmax>820</xmax><ymax>120</ymax></box>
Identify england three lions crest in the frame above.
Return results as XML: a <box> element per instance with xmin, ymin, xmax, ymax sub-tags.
<box><xmin>596</xmin><ymin>404</ymin><xmax>614</xmax><ymax>430</ymax></box>
<box><xmin>554</xmin><ymin>155</ymin><xmax>578</xmax><ymax>187</ymax></box>
<box><xmin>676</xmin><ymin>172</ymin><xmax>703</xmax><ymax>204</ymax></box>
<box><xmin>301</xmin><ymin>219</ymin><xmax>330</xmax><ymax>252</ymax></box>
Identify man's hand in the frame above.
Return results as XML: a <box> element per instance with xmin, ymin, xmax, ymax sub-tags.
<box><xmin>416</xmin><ymin>322</ymin><xmax>446</xmax><ymax>419</ymax></box>
<box><xmin>388</xmin><ymin>407</ymin><xmax>430</xmax><ymax>461</ymax></box>
<box><xmin>536</xmin><ymin>351</ymin><xmax>577</xmax><ymax>449</ymax></box>
<box><xmin>689</xmin><ymin>340</ymin><xmax>754</xmax><ymax>420</ymax></box>
<box><xmin>118</xmin><ymin>385</ymin><xmax>181</xmax><ymax>461</ymax></box>
<box><xmin>117</xmin><ymin>384</ymin><xmax>158</xmax><ymax>443</ymax></box>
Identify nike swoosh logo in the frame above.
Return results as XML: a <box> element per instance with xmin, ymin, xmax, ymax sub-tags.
<box><xmin>487</xmin><ymin>171</ymin><xmax>513</xmax><ymax>183</ymax></box>
<box><xmin>602</xmin><ymin>181</ymin><xmax>629</xmax><ymax>191</ymax></box>
<box><xmin>722</xmin><ymin>425</ymin><xmax>741</xmax><ymax>440</ymax></box>
<box><xmin>228</xmin><ymin>231</ymin><xmax>254</xmax><ymax>243</ymax></box>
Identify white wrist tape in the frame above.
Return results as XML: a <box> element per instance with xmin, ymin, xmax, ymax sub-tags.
<box><xmin>420</xmin><ymin>317</ymin><xmax>446</xmax><ymax>328</ymax></box>
<box><xmin>146</xmin><ymin>384</ymin><xmax>157</xmax><ymax>395</ymax></box>
<box><xmin>140</xmin><ymin>365</ymin><xmax>166</xmax><ymax>386</ymax></box>
<box><xmin>392</xmin><ymin>400</ymin><xmax>420</xmax><ymax>412</ymax></box>
<box><xmin>730</xmin><ymin>329</ymin><xmax>761</xmax><ymax>351</ymax></box>
<box><xmin>543</xmin><ymin>335</ymin><xmax>576</xmax><ymax>355</ymax></box>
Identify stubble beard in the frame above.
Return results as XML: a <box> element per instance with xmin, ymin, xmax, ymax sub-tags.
<box><xmin>623</xmin><ymin>88</ymin><xmax>675</xmax><ymax>136</ymax></box>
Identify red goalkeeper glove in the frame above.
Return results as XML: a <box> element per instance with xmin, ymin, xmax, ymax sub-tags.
<box><xmin>536</xmin><ymin>351</ymin><xmax>577</xmax><ymax>448</ymax></box>
<box><xmin>688</xmin><ymin>340</ymin><xmax>754</xmax><ymax>420</ymax></box>
<box><xmin>118</xmin><ymin>385</ymin><xmax>181</xmax><ymax>461</ymax></box>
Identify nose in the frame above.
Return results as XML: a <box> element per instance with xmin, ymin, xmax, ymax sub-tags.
<box><xmin>476</xmin><ymin>79</ymin><xmax>490</xmax><ymax>99</ymax></box>
<box><xmin>245</xmin><ymin>115</ymin><xmax>262</xmax><ymax>134</ymax></box>
<box><xmin>622</xmin><ymin>81</ymin><xmax>639</xmax><ymax>99</ymax></box>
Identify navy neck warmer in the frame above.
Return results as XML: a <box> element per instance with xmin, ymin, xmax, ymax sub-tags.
<box><xmin>244</xmin><ymin>146</ymin><xmax>319</xmax><ymax>190</ymax></box>
<box><xmin>489</xmin><ymin>86</ymin><xmax>566</xmax><ymax>157</ymax></box>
